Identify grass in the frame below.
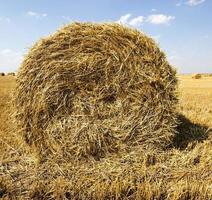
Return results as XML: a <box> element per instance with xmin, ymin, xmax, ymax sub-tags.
<box><xmin>0</xmin><ymin>74</ymin><xmax>212</xmax><ymax>199</ymax></box>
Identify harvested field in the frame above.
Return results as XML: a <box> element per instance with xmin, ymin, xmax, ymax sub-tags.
<box><xmin>0</xmin><ymin>23</ymin><xmax>211</xmax><ymax>199</ymax></box>
<box><xmin>0</xmin><ymin>74</ymin><xmax>211</xmax><ymax>199</ymax></box>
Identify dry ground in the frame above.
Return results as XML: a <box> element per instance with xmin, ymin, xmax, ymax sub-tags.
<box><xmin>0</xmin><ymin>75</ymin><xmax>212</xmax><ymax>199</ymax></box>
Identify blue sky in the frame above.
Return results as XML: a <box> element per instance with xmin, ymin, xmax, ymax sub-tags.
<box><xmin>0</xmin><ymin>0</ymin><xmax>211</xmax><ymax>73</ymax></box>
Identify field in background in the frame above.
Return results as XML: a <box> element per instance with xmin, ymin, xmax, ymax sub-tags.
<box><xmin>178</xmin><ymin>75</ymin><xmax>212</xmax><ymax>126</ymax></box>
<box><xmin>0</xmin><ymin>74</ymin><xmax>212</xmax><ymax>199</ymax></box>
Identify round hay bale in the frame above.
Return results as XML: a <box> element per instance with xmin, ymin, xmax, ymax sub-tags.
<box><xmin>192</xmin><ymin>73</ymin><xmax>202</xmax><ymax>79</ymax></box>
<box><xmin>7</xmin><ymin>72</ymin><xmax>15</xmax><ymax>76</ymax></box>
<box><xmin>15</xmin><ymin>23</ymin><xmax>178</xmax><ymax>159</ymax></box>
<box><xmin>0</xmin><ymin>72</ymin><xmax>5</xmax><ymax>76</ymax></box>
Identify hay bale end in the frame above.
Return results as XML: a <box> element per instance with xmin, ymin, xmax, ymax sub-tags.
<box><xmin>15</xmin><ymin>23</ymin><xmax>178</xmax><ymax>160</ymax></box>
<box><xmin>7</xmin><ymin>72</ymin><xmax>16</xmax><ymax>76</ymax></box>
<box><xmin>192</xmin><ymin>73</ymin><xmax>202</xmax><ymax>79</ymax></box>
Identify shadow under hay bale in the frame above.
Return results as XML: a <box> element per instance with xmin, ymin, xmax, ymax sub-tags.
<box><xmin>15</xmin><ymin>22</ymin><xmax>178</xmax><ymax>160</ymax></box>
<box><xmin>173</xmin><ymin>114</ymin><xmax>210</xmax><ymax>149</ymax></box>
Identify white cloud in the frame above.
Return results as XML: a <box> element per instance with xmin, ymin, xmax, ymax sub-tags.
<box><xmin>117</xmin><ymin>14</ymin><xmax>144</xmax><ymax>27</ymax></box>
<box><xmin>128</xmin><ymin>16</ymin><xmax>144</xmax><ymax>27</ymax></box>
<box><xmin>0</xmin><ymin>17</ymin><xmax>11</xmax><ymax>23</ymax></box>
<box><xmin>27</xmin><ymin>11</ymin><xmax>36</xmax><ymax>16</ymax></box>
<box><xmin>151</xmin><ymin>9</ymin><xmax>157</xmax><ymax>12</ymax></box>
<box><xmin>146</xmin><ymin>14</ymin><xmax>175</xmax><ymax>25</ymax></box>
<box><xmin>0</xmin><ymin>49</ymin><xmax>12</xmax><ymax>55</ymax></box>
<box><xmin>117</xmin><ymin>13</ymin><xmax>175</xmax><ymax>27</ymax></box>
<box><xmin>117</xmin><ymin>14</ymin><xmax>131</xmax><ymax>24</ymax></box>
<box><xmin>186</xmin><ymin>0</ymin><xmax>205</xmax><ymax>6</ymax></box>
<box><xmin>27</xmin><ymin>11</ymin><xmax>47</xmax><ymax>19</ymax></box>
<box><xmin>0</xmin><ymin>49</ymin><xmax>24</xmax><ymax>72</ymax></box>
